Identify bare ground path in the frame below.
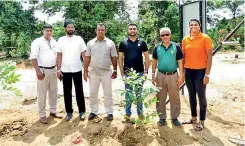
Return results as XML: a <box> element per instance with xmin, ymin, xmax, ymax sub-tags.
<box><xmin>0</xmin><ymin>52</ymin><xmax>244</xmax><ymax>146</ymax></box>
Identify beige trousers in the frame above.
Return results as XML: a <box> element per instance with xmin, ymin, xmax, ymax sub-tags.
<box><xmin>156</xmin><ymin>71</ymin><xmax>181</xmax><ymax>119</ymax></box>
<box><xmin>89</xmin><ymin>69</ymin><xmax>113</xmax><ymax>114</ymax></box>
<box><xmin>37</xmin><ymin>68</ymin><xmax>58</xmax><ymax>118</ymax></box>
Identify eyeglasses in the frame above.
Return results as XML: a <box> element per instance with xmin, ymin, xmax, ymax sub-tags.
<box><xmin>160</xmin><ymin>34</ymin><xmax>170</xmax><ymax>37</ymax></box>
<box><xmin>129</xmin><ymin>28</ymin><xmax>137</xmax><ymax>30</ymax></box>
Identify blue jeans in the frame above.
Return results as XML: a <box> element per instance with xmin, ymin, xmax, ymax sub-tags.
<box><xmin>124</xmin><ymin>72</ymin><xmax>144</xmax><ymax>116</ymax></box>
<box><xmin>185</xmin><ymin>68</ymin><xmax>207</xmax><ymax>120</ymax></box>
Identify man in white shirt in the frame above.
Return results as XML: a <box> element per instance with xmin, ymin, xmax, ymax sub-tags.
<box><xmin>84</xmin><ymin>23</ymin><xmax>117</xmax><ymax>122</ymax></box>
<box><xmin>30</xmin><ymin>24</ymin><xmax>62</xmax><ymax>124</ymax></box>
<box><xmin>57</xmin><ymin>19</ymin><xmax>87</xmax><ymax>121</ymax></box>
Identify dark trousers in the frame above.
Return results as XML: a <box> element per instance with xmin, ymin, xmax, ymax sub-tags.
<box><xmin>62</xmin><ymin>71</ymin><xmax>85</xmax><ymax>113</ymax></box>
<box><xmin>185</xmin><ymin>68</ymin><xmax>207</xmax><ymax>120</ymax></box>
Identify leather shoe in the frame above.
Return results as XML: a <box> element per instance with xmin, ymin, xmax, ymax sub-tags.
<box><xmin>66</xmin><ymin>113</ymin><xmax>72</xmax><ymax>121</ymax></box>
<box><xmin>39</xmin><ymin>116</ymin><xmax>48</xmax><ymax>124</ymax></box>
<box><xmin>88</xmin><ymin>113</ymin><xmax>97</xmax><ymax>120</ymax></box>
<box><xmin>172</xmin><ymin>119</ymin><xmax>181</xmax><ymax>126</ymax></box>
<box><xmin>159</xmin><ymin>119</ymin><xmax>166</xmax><ymax>126</ymax></box>
<box><xmin>107</xmin><ymin>114</ymin><xmax>113</xmax><ymax>121</ymax></box>
<box><xmin>50</xmin><ymin>112</ymin><xmax>62</xmax><ymax>119</ymax></box>
<box><xmin>80</xmin><ymin>112</ymin><xmax>85</xmax><ymax>120</ymax></box>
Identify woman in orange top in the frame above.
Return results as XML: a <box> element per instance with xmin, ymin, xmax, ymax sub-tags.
<box><xmin>182</xmin><ymin>19</ymin><xmax>213</xmax><ymax>131</ymax></box>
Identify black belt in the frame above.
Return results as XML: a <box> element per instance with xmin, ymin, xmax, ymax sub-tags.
<box><xmin>39</xmin><ymin>66</ymin><xmax>56</xmax><ymax>69</ymax></box>
<box><xmin>158</xmin><ymin>70</ymin><xmax>177</xmax><ymax>75</ymax></box>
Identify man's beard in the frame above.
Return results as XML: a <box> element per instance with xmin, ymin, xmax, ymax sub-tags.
<box><xmin>66</xmin><ymin>30</ymin><xmax>74</xmax><ymax>35</ymax></box>
<box><xmin>128</xmin><ymin>33</ymin><xmax>136</xmax><ymax>36</ymax></box>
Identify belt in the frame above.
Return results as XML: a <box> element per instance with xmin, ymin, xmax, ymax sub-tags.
<box><xmin>158</xmin><ymin>70</ymin><xmax>177</xmax><ymax>75</ymax></box>
<box><xmin>39</xmin><ymin>66</ymin><xmax>56</xmax><ymax>69</ymax></box>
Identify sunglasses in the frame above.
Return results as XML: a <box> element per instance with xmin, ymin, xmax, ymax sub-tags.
<box><xmin>160</xmin><ymin>34</ymin><xmax>170</xmax><ymax>37</ymax></box>
<box><xmin>129</xmin><ymin>28</ymin><xmax>137</xmax><ymax>30</ymax></box>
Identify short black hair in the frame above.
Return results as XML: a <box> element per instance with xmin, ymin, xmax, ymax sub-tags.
<box><xmin>97</xmin><ymin>23</ymin><xmax>106</xmax><ymax>30</ymax></box>
<box><xmin>127</xmin><ymin>23</ymin><xmax>137</xmax><ymax>28</ymax></box>
<box><xmin>189</xmin><ymin>19</ymin><xmax>201</xmax><ymax>26</ymax></box>
<box><xmin>42</xmin><ymin>24</ymin><xmax>52</xmax><ymax>30</ymax></box>
<box><xmin>64</xmin><ymin>19</ymin><xmax>75</xmax><ymax>28</ymax></box>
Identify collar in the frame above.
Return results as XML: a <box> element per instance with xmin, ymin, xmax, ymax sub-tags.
<box><xmin>95</xmin><ymin>36</ymin><xmax>107</xmax><ymax>42</ymax></box>
<box><xmin>127</xmin><ymin>37</ymin><xmax>139</xmax><ymax>42</ymax></box>
<box><xmin>188</xmin><ymin>32</ymin><xmax>203</xmax><ymax>39</ymax></box>
<box><xmin>42</xmin><ymin>36</ymin><xmax>53</xmax><ymax>42</ymax></box>
<box><xmin>159</xmin><ymin>42</ymin><xmax>173</xmax><ymax>49</ymax></box>
<box><xmin>66</xmin><ymin>35</ymin><xmax>75</xmax><ymax>39</ymax></box>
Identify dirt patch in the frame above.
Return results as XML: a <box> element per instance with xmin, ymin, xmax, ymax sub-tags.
<box><xmin>0</xmin><ymin>52</ymin><xmax>244</xmax><ymax>145</ymax></box>
<box><xmin>0</xmin><ymin>119</ymin><xmax>28</xmax><ymax>137</ymax></box>
<box><xmin>22</xmin><ymin>98</ymin><xmax>37</xmax><ymax>105</ymax></box>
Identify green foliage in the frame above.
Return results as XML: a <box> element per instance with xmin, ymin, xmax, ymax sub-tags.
<box><xmin>119</xmin><ymin>69</ymin><xmax>159</xmax><ymax>125</ymax></box>
<box><xmin>0</xmin><ymin>1</ymin><xmax>243</xmax><ymax>57</ymax></box>
<box><xmin>0</xmin><ymin>63</ymin><xmax>22</xmax><ymax>96</ymax></box>
<box><xmin>208</xmin><ymin>16</ymin><xmax>244</xmax><ymax>50</ymax></box>
<box><xmin>0</xmin><ymin>1</ymin><xmax>38</xmax><ymax>57</ymax></box>
<box><xmin>38</xmin><ymin>1</ymin><xmax>129</xmax><ymax>46</ymax></box>
<box><xmin>138</xmin><ymin>1</ymin><xmax>180</xmax><ymax>53</ymax></box>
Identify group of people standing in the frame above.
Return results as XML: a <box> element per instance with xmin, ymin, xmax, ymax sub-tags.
<box><xmin>30</xmin><ymin>18</ymin><xmax>212</xmax><ymax>131</ymax></box>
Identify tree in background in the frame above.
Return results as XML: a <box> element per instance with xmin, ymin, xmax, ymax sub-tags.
<box><xmin>138</xmin><ymin>1</ymin><xmax>179</xmax><ymax>52</ymax></box>
<box><xmin>206</xmin><ymin>0</ymin><xmax>244</xmax><ymax>49</ymax></box>
<box><xmin>0</xmin><ymin>1</ymin><xmax>38</xmax><ymax>58</ymax></box>
<box><xmin>37</xmin><ymin>1</ymin><xmax>130</xmax><ymax>46</ymax></box>
<box><xmin>0</xmin><ymin>0</ymin><xmax>244</xmax><ymax>59</ymax></box>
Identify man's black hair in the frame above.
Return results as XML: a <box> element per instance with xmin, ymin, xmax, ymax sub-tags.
<box><xmin>42</xmin><ymin>24</ymin><xmax>52</xmax><ymax>30</ymax></box>
<box><xmin>64</xmin><ymin>19</ymin><xmax>75</xmax><ymax>28</ymax></box>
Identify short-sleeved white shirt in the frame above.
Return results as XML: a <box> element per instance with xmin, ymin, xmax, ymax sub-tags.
<box><xmin>57</xmin><ymin>35</ymin><xmax>87</xmax><ymax>73</ymax></box>
<box><xmin>29</xmin><ymin>36</ymin><xmax>57</xmax><ymax>67</ymax></box>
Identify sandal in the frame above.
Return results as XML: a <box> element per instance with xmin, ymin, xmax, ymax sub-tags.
<box><xmin>195</xmin><ymin>121</ymin><xmax>204</xmax><ymax>131</ymax></box>
<box><xmin>182</xmin><ymin>118</ymin><xmax>197</xmax><ymax>124</ymax></box>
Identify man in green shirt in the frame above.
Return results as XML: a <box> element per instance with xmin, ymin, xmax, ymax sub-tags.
<box><xmin>152</xmin><ymin>27</ymin><xmax>184</xmax><ymax>126</ymax></box>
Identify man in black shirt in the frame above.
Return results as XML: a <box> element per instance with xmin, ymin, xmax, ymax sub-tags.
<box><xmin>118</xmin><ymin>23</ymin><xmax>150</xmax><ymax>122</ymax></box>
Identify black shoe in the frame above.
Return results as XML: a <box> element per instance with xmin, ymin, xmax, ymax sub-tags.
<box><xmin>159</xmin><ymin>119</ymin><xmax>166</xmax><ymax>126</ymax></box>
<box><xmin>80</xmin><ymin>112</ymin><xmax>85</xmax><ymax>120</ymax></box>
<box><xmin>107</xmin><ymin>114</ymin><xmax>113</xmax><ymax>121</ymax></box>
<box><xmin>172</xmin><ymin>119</ymin><xmax>181</xmax><ymax>126</ymax></box>
<box><xmin>66</xmin><ymin>113</ymin><xmax>72</xmax><ymax>121</ymax></box>
<box><xmin>88</xmin><ymin>113</ymin><xmax>97</xmax><ymax>120</ymax></box>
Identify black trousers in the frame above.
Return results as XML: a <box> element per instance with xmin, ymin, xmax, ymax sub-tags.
<box><xmin>185</xmin><ymin>68</ymin><xmax>207</xmax><ymax>120</ymax></box>
<box><xmin>62</xmin><ymin>71</ymin><xmax>85</xmax><ymax>113</ymax></box>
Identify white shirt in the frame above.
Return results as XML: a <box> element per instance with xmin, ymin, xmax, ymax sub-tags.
<box><xmin>57</xmin><ymin>35</ymin><xmax>87</xmax><ymax>72</ymax></box>
<box><xmin>29</xmin><ymin>36</ymin><xmax>57</xmax><ymax>67</ymax></box>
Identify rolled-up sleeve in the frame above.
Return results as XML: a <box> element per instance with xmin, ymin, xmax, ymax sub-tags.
<box><xmin>110</xmin><ymin>41</ymin><xmax>118</xmax><ymax>57</ymax></box>
<box><xmin>29</xmin><ymin>39</ymin><xmax>39</xmax><ymax>60</ymax></box>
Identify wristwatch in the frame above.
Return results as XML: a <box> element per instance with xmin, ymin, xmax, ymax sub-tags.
<box><xmin>205</xmin><ymin>74</ymin><xmax>210</xmax><ymax>78</ymax></box>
